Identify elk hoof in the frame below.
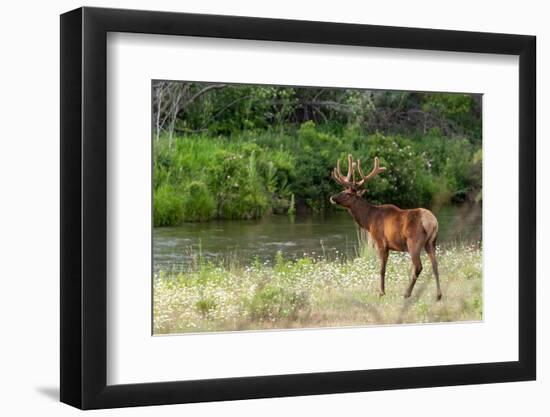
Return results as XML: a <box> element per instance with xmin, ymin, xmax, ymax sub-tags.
<box><xmin>403</xmin><ymin>292</ymin><xmax>411</xmax><ymax>299</ymax></box>
<box><xmin>436</xmin><ymin>293</ymin><xmax>443</xmax><ymax>301</ymax></box>
<box><xmin>378</xmin><ymin>291</ymin><xmax>385</xmax><ymax>297</ymax></box>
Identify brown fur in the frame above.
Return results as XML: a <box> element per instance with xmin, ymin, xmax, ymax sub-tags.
<box><xmin>331</xmin><ymin>190</ymin><xmax>442</xmax><ymax>300</ymax></box>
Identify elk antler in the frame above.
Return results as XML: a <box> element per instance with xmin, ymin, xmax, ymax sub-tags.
<box><xmin>332</xmin><ymin>154</ymin><xmax>356</xmax><ymax>188</ymax></box>
<box><xmin>356</xmin><ymin>157</ymin><xmax>386</xmax><ymax>186</ymax></box>
<box><xmin>332</xmin><ymin>155</ymin><xmax>386</xmax><ymax>189</ymax></box>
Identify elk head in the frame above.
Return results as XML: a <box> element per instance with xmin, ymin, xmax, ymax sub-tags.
<box><xmin>329</xmin><ymin>154</ymin><xmax>386</xmax><ymax>208</ymax></box>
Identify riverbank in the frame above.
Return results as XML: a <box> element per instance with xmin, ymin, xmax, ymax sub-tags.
<box><xmin>153</xmin><ymin>242</ymin><xmax>482</xmax><ymax>334</ymax></box>
<box><xmin>153</xmin><ymin>123</ymin><xmax>481</xmax><ymax>226</ymax></box>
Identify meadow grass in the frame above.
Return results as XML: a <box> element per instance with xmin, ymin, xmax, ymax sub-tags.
<box><xmin>153</xmin><ymin>242</ymin><xmax>482</xmax><ymax>334</ymax></box>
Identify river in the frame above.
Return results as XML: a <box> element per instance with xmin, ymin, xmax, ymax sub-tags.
<box><xmin>153</xmin><ymin>204</ymin><xmax>481</xmax><ymax>272</ymax></box>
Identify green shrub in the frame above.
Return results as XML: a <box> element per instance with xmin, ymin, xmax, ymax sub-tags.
<box><xmin>195</xmin><ymin>297</ymin><xmax>217</xmax><ymax>317</ymax></box>
<box><xmin>353</xmin><ymin>133</ymin><xmax>435</xmax><ymax>207</ymax></box>
<box><xmin>182</xmin><ymin>181</ymin><xmax>216</xmax><ymax>221</ymax></box>
<box><xmin>442</xmin><ymin>138</ymin><xmax>474</xmax><ymax>202</ymax></box>
<box><xmin>153</xmin><ymin>123</ymin><xmax>481</xmax><ymax>225</ymax></box>
<box><xmin>153</xmin><ymin>184</ymin><xmax>184</xmax><ymax>227</ymax></box>
<box><xmin>412</xmin><ymin>129</ymin><xmax>478</xmax><ymax>203</ymax></box>
<box><xmin>247</xmin><ymin>284</ymin><xmax>309</xmax><ymax>321</ymax></box>
<box><xmin>211</xmin><ymin>150</ymin><xmax>270</xmax><ymax>219</ymax></box>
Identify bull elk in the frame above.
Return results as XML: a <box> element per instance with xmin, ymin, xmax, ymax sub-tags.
<box><xmin>330</xmin><ymin>154</ymin><xmax>442</xmax><ymax>300</ymax></box>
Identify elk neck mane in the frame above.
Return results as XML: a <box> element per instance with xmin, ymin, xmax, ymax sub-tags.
<box><xmin>346</xmin><ymin>198</ymin><xmax>401</xmax><ymax>231</ymax></box>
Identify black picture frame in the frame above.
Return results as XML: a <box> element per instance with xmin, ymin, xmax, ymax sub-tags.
<box><xmin>60</xmin><ymin>6</ymin><xmax>536</xmax><ymax>410</ymax></box>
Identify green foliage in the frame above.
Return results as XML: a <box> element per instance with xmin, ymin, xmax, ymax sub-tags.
<box><xmin>289</xmin><ymin>122</ymin><xmax>344</xmax><ymax>211</ymax></box>
<box><xmin>152</xmin><ymin>81</ymin><xmax>482</xmax><ymax>224</ymax></box>
<box><xmin>195</xmin><ymin>297</ymin><xmax>217</xmax><ymax>317</ymax></box>
<box><xmin>412</xmin><ymin>129</ymin><xmax>480</xmax><ymax>203</ymax></box>
<box><xmin>442</xmin><ymin>139</ymin><xmax>474</xmax><ymax>202</ymax></box>
<box><xmin>246</xmin><ymin>284</ymin><xmax>309</xmax><ymax>322</ymax></box>
<box><xmin>154</xmin><ymin>120</ymin><xmax>482</xmax><ymax>224</ymax></box>
<box><xmin>288</xmin><ymin>194</ymin><xmax>296</xmax><ymax>215</ymax></box>
<box><xmin>182</xmin><ymin>181</ymin><xmax>216</xmax><ymax>222</ymax></box>
<box><xmin>211</xmin><ymin>148</ymin><xmax>270</xmax><ymax>219</ymax></box>
<box><xmin>154</xmin><ymin>135</ymin><xmax>295</xmax><ymax>222</ymax></box>
<box><xmin>155</xmin><ymin>82</ymin><xmax>481</xmax><ymax>144</ymax></box>
<box><xmin>353</xmin><ymin>133</ymin><xmax>430</xmax><ymax>207</ymax></box>
<box><xmin>471</xmin><ymin>149</ymin><xmax>483</xmax><ymax>202</ymax></box>
<box><xmin>154</xmin><ymin>184</ymin><xmax>183</xmax><ymax>227</ymax></box>
<box><xmin>421</xmin><ymin>93</ymin><xmax>481</xmax><ymax>143</ymax></box>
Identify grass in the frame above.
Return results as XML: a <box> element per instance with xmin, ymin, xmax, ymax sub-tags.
<box><xmin>153</xmin><ymin>242</ymin><xmax>482</xmax><ymax>334</ymax></box>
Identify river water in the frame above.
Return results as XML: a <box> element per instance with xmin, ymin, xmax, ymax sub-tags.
<box><xmin>153</xmin><ymin>204</ymin><xmax>481</xmax><ymax>272</ymax></box>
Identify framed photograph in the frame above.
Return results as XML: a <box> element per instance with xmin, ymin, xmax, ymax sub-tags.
<box><xmin>60</xmin><ymin>6</ymin><xmax>536</xmax><ymax>409</ymax></box>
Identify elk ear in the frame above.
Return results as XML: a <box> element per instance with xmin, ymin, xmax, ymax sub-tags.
<box><xmin>357</xmin><ymin>189</ymin><xmax>367</xmax><ymax>197</ymax></box>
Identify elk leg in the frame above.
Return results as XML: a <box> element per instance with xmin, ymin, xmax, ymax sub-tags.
<box><xmin>425</xmin><ymin>241</ymin><xmax>442</xmax><ymax>300</ymax></box>
<box><xmin>378</xmin><ymin>246</ymin><xmax>389</xmax><ymax>296</ymax></box>
<box><xmin>404</xmin><ymin>243</ymin><xmax>422</xmax><ymax>298</ymax></box>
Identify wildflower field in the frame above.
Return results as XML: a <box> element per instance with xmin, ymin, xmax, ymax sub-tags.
<box><xmin>153</xmin><ymin>243</ymin><xmax>482</xmax><ymax>334</ymax></box>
